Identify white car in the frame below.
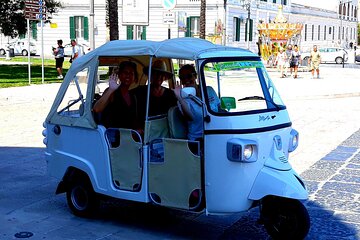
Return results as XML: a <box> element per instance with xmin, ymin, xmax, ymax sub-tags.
<box><xmin>302</xmin><ymin>47</ymin><xmax>348</xmax><ymax>64</ymax></box>
<box><xmin>63</xmin><ymin>43</ymin><xmax>91</xmax><ymax>57</ymax></box>
<box><xmin>10</xmin><ymin>40</ymin><xmax>37</xmax><ymax>56</ymax></box>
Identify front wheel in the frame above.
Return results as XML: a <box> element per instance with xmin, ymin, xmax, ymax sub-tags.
<box><xmin>22</xmin><ymin>49</ymin><xmax>28</xmax><ymax>56</ymax></box>
<box><xmin>260</xmin><ymin>196</ymin><xmax>310</xmax><ymax>240</ymax></box>
<box><xmin>335</xmin><ymin>57</ymin><xmax>343</xmax><ymax>64</ymax></box>
<box><xmin>66</xmin><ymin>179</ymin><xmax>100</xmax><ymax>218</ymax></box>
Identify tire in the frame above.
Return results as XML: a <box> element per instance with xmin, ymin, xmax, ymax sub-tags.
<box><xmin>22</xmin><ymin>49</ymin><xmax>28</xmax><ymax>56</ymax></box>
<box><xmin>261</xmin><ymin>196</ymin><xmax>310</xmax><ymax>240</ymax></box>
<box><xmin>335</xmin><ymin>57</ymin><xmax>343</xmax><ymax>64</ymax></box>
<box><xmin>0</xmin><ymin>49</ymin><xmax>5</xmax><ymax>55</ymax></box>
<box><xmin>66</xmin><ymin>178</ymin><xmax>100</xmax><ymax>218</ymax></box>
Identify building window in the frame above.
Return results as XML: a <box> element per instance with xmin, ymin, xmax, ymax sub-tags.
<box><xmin>273</xmin><ymin>0</ymin><xmax>276</xmax><ymax>3</ymax></box>
<box><xmin>126</xmin><ymin>26</ymin><xmax>147</xmax><ymax>40</ymax></box>
<box><xmin>338</xmin><ymin>26</ymin><xmax>341</xmax><ymax>40</ymax></box>
<box><xmin>281</xmin><ymin>0</ymin><xmax>287</xmax><ymax>5</ymax></box>
<box><xmin>333</xmin><ymin>26</ymin><xmax>335</xmax><ymax>40</ymax></box>
<box><xmin>312</xmin><ymin>25</ymin><xmax>314</xmax><ymax>40</ymax></box>
<box><xmin>304</xmin><ymin>24</ymin><xmax>307</xmax><ymax>41</ymax></box>
<box><xmin>31</xmin><ymin>22</ymin><xmax>37</xmax><ymax>41</ymax></box>
<box><xmin>324</xmin><ymin>26</ymin><xmax>326</xmax><ymax>40</ymax></box>
<box><xmin>233</xmin><ymin>17</ymin><xmax>241</xmax><ymax>41</ymax></box>
<box><xmin>69</xmin><ymin>16</ymin><xmax>89</xmax><ymax>41</ymax></box>
<box><xmin>318</xmin><ymin>25</ymin><xmax>320</xmax><ymax>40</ymax></box>
<box><xmin>245</xmin><ymin>19</ymin><xmax>253</xmax><ymax>42</ymax></box>
<box><xmin>186</xmin><ymin>16</ymin><xmax>200</xmax><ymax>37</ymax></box>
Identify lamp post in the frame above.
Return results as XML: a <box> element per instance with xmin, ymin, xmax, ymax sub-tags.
<box><xmin>240</xmin><ymin>0</ymin><xmax>251</xmax><ymax>49</ymax></box>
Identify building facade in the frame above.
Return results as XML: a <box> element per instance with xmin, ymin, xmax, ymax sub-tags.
<box><xmin>1</xmin><ymin>0</ymin><xmax>357</xmax><ymax>57</ymax></box>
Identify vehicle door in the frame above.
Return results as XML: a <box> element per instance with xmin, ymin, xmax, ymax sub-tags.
<box><xmin>146</xmin><ymin>58</ymin><xmax>202</xmax><ymax>210</ymax></box>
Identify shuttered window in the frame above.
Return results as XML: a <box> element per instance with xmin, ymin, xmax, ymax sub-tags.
<box><xmin>69</xmin><ymin>16</ymin><xmax>89</xmax><ymax>41</ymax></box>
<box><xmin>245</xmin><ymin>19</ymin><xmax>253</xmax><ymax>41</ymax></box>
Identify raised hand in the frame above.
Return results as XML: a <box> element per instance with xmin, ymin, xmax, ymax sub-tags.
<box><xmin>108</xmin><ymin>73</ymin><xmax>120</xmax><ymax>91</ymax></box>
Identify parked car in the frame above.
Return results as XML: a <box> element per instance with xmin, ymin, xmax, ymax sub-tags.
<box><xmin>302</xmin><ymin>47</ymin><xmax>348</xmax><ymax>64</ymax></box>
<box><xmin>0</xmin><ymin>44</ymin><xmax>9</xmax><ymax>55</ymax></box>
<box><xmin>5</xmin><ymin>40</ymin><xmax>37</xmax><ymax>56</ymax></box>
<box><xmin>355</xmin><ymin>54</ymin><xmax>360</xmax><ymax>62</ymax></box>
<box><xmin>63</xmin><ymin>43</ymin><xmax>91</xmax><ymax>57</ymax></box>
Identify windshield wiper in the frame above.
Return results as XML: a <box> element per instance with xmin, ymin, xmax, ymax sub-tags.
<box><xmin>238</xmin><ymin>96</ymin><xmax>281</xmax><ymax>111</ymax></box>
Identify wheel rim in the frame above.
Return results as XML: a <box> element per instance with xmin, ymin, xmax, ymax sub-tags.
<box><xmin>71</xmin><ymin>185</ymin><xmax>89</xmax><ymax>211</ymax></box>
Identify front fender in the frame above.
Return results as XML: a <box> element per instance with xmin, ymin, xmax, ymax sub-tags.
<box><xmin>248</xmin><ymin>167</ymin><xmax>308</xmax><ymax>200</ymax></box>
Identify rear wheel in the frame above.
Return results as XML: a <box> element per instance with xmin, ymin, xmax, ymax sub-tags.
<box><xmin>66</xmin><ymin>178</ymin><xmax>100</xmax><ymax>217</ymax></box>
<box><xmin>0</xmin><ymin>49</ymin><xmax>5</xmax><ymax>55</ymax></box>
<box><xmin>22</xmin><ymin>49</ymin><xmax>28</xmax><ymax>56</ymax></box>
<box><xmin>335</xmin><ymin>57</ymin><xmax>343</xmax><ymax>64</ymax></box>
<box><xmin>261</xmin><ymin>196</ymin><xmax>310</xmax><ymax>240</ymax></box>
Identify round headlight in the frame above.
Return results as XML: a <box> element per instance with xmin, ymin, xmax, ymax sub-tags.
<box><xmin>243</xmin><ymin>145</ymin><xmax>253</xmax><ymax>160</ymax></box>
<box><xmin>292</xmin><ymin>134</ymin><xmax>298</xmax><ymax>148</ymax></box>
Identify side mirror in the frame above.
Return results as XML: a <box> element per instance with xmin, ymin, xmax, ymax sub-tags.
<box><xmin>220</xmin><ymin>97</ymin><xmax>236</xmax><ymax>111</ymax></box>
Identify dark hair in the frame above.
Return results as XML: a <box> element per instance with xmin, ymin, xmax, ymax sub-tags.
<box><xmin>179</xmin><ymin>64</ymin><xmax>197</xmax><ymax>75</ymax></box>
<box><xmin>118</xmin><ymin>61</ymin><xmax>138</xmax><ymax>83</ymax></box>
<box><xmin>57</xmin><ymin>39</ymin><xmax>63</xmax><ymax>45</ymax></box>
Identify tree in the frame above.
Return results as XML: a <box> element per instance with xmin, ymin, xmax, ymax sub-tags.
<box><xmin>0</xmin><ymin>0</ymin><xmax>62</xmax><ymax>38</ymax></box>
<box><xmin>106</xmin><ymin>0</ymin><xmax>119</xmax><ymax>41</ymax></box>
<box><xmin>199</xmin><ymin>0</ymin><xmax>206</xmax><ymax>39</ymax></box>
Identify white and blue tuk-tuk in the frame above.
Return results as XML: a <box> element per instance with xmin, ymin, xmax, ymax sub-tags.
<box><xmin>43</xmin><ymin>38</ymin><xmax>310</xmax><ymax>239</ymax></box>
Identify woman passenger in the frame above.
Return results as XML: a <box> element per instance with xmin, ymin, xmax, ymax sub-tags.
<box><xmin>92</xmin><ymin>61</ymin><xmax>141</xmax><ymax>132</ymax></box>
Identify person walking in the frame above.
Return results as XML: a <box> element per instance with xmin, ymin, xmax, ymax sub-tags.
<box><xmin>284</xmin><ymin>44</ymin><xmax>292</xmax><ymax>77</ymax></box>
<box><xmin>53</xmin><ymin>39</ymin><xmax>64</xmax><ymax>79</ymax></box>
<box><xmin>275</xmin><ymin>48</ymin><xmax>287</xmax><ymax>78</ymax></box>
<box><xmin>308</xmin><ymin>45</ymin><xmax>321</xmax><ymax>79</ymax></box>
<box><xmin>70</xmin><ymin>39</ymin><xmax>83</xmax><ymax>63</ymax></box>
<box><xmin>290</xmin><ymin>45</ymin><xmax>301</xmax><ymax>79</ymax></box>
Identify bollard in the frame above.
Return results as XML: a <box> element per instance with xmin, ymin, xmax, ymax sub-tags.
<box><xmin>5</xmin><ymin>48</ymin><xmax>11</xmax><ymax>60</ymax></box>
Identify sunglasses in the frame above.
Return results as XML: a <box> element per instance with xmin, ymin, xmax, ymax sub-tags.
<box><xmin>179</xmin><ymin>73</ymin><xmax>196</xmax><ymax>80</ymax></box>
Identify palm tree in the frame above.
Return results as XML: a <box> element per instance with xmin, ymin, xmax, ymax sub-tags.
<box><xmin>199</xmin><ymin>0</ymin><xmax>206</xmax><ymax>39</ymax></box>
<box><xmin>106</xmin><ymin>0</ymin><xmax>119</xmax><ymax>41</ymax></box>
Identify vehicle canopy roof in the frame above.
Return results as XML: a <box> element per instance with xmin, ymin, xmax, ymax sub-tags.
<box><xmin>70</xmin><ymin>37</ymin><xmax>257</xmax><ymax>74</ymax></box>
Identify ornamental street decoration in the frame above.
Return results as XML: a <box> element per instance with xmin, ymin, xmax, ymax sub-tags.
<box><xmin>257</xmin><ymin>5</ymin><xmax>303</xmax><ymax>61</ymax></box>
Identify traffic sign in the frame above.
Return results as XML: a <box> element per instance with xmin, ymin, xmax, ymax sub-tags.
<box><xmin>162</xmin><ymin>0</ymin><xmax>176</xmax><ymax>10</ymax></box>
<box><xmin>163</xmin><ymin>11</ymin><xmax>176</xmax><ymax>24</ymax></box>
<box><xmin>25</xmin><ymin>6</ymin><xmax>46</xmax><ymax>13</ymax></box>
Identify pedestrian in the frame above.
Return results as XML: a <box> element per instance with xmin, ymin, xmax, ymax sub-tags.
<box><xmin>308</xmin><ymin>45</ymin><xmax>321</xmax><ymax>79</ymax></box>
<box><xmin>53</xmin><ymin>39</ymin><xmax>64</xmax><ymax>79</ymax></box>
<box><xmin>284</xmin><ymin>44</ymin><xmax>292</xmax><ymax>77</ymax></box>
<box><xmin>70</xmin><ymin>39</ymin><xmax>83</xmax><ymax>63</ymax></box>
<box><xmin>275</xmin><ymin>47</ymin><xmax>287</xmax><ymax>78</ymax></box>
<box><xmin>290</xmin><ymin>45</ymin><xmax>301</xmax><ymax>79</ymax></box>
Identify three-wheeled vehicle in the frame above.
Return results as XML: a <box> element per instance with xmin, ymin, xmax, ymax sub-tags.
<box><xmin>43</xmin><ymin>38</ymin><xmax>310</xmax><ymax>239</ymax></box>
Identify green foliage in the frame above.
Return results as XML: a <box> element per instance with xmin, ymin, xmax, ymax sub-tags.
<box><xmin>0</xmin><ymin>0</ymin><xmax>62</xmax><ymax>38</ymax></box>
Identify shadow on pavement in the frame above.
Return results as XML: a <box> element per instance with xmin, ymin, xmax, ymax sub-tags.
<box><xmin>0</xmin><ymin>146</ymin><xmax>358</xmax><ymax>239</ymax></box>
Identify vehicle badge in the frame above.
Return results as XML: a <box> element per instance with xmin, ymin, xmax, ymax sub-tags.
<box><xmin>273</xmin><ymin>135</ymin><xmax>282</xmax><ymax>150</ymax></box>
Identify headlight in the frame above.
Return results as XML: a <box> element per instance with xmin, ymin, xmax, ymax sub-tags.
<box><xmin>227</xmin><ymin>139</ymin><xmax>257</xmax><ymax>163</ymax></box>
<box><xmin>243</xmin><ymin>145</ymin><xmax>254</xmax><ymax>160</ymax></box>
<box><xmin>288</xmin><ymin>129</ymin><xmax>299</xmax><ymax>152</ymax></box>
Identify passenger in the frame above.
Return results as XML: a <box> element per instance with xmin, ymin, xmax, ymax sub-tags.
<box><xmin>92</xmin><ymin>61</ymin><xmax>141</xmax><ymax>132</ymax></box>
<box><xmin>174</xmin><ymin>64</ymin><xmax>224</xmax><ymax>140</ymax></box>
<box><xmin>173</xmin><ymin>64</ymin><xmax>203</xmax><ymax>141</ymax></box>
<box><xmin>134</xmin><ymin>59</ymin><xmax>177</xmax><ymax>121</ymax></box>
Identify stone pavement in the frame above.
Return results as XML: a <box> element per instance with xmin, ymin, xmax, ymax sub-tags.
<box><xmin>0</xmin><ymin>63</ymin><xmax>359</xmax><ymax>239</ymax></box>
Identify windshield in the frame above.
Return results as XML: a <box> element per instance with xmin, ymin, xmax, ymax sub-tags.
<box><xmin>201</xmin><ymin>59</ymin><xmax>285</xmax><ymax>115</ymax></box>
